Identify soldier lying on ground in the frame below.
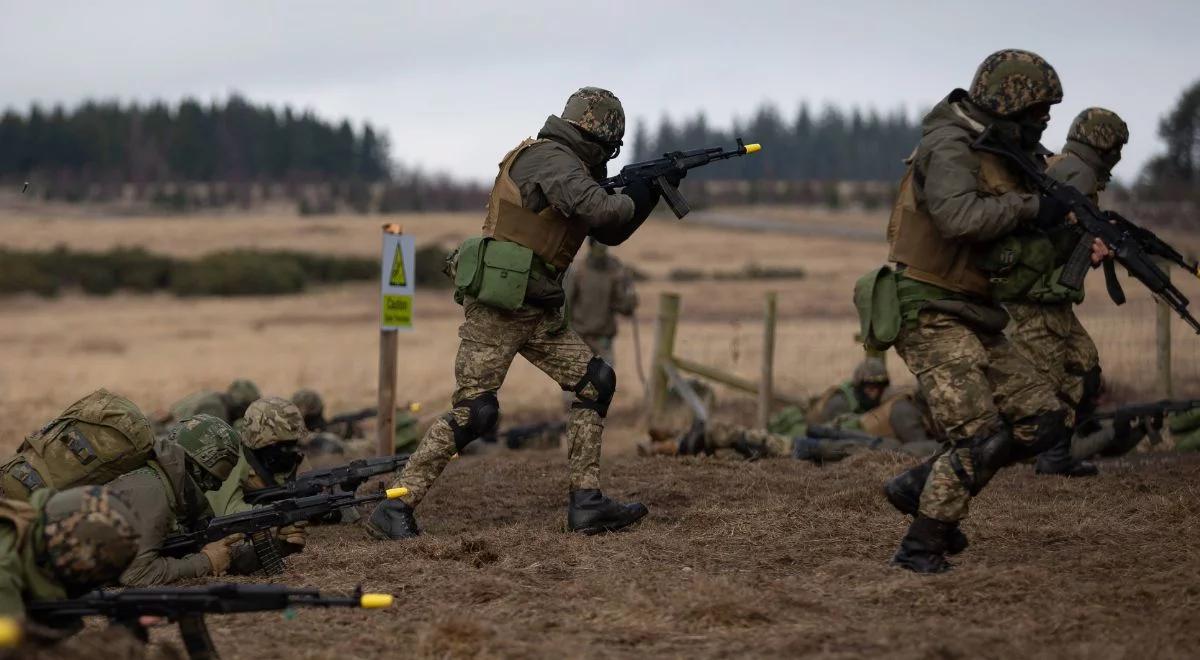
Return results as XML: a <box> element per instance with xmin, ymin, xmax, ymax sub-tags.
<box><xmin>151</xmin><ymin>378</ymin><xmax>262</xmax><ymax>438</ymax></box>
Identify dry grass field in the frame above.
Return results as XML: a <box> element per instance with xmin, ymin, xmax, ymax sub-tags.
<box><xmin>4</xmin><ymin>205</ymin><xmax>1200</xmax><ymax>659</ymax></box>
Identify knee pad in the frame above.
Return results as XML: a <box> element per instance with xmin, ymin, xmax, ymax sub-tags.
<box><xmin>1009</xmin><ymin>409</ymin><xmax>1071</xmax><ymax>462</ymax></box>
<box><xmin>570</xmin><ymin>357</ymin><xmax>616</xmax><ymax>418</ymax></box>
<box><xmin>948</xmin><ymin>424</ymin><xmax>1014</xmax><ymax>496</ymax></box>
<box><xmin>447</xmin><ymin>392</ymin><xmax>500</xmax><ymax>451</ymax></box>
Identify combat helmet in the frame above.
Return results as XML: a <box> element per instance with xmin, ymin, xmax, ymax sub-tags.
<box><xmin>968</xmin><ymin>49</ymin><xmax>1063</xmax><ymax>117</ymax></box>
<box><xmin>852</xmin><ymin>357</ymin><xmax>891</xmax><ymax>387</ymax></box>
<box><xmin>172</xmin><ymin>414</ymin><xmax>242</xmax><ymax>489</ymax></box>
<box><xmin>562</xmin><ymin>87</ymin><xmax>625</xmax><ymax>150</ymax></box>
<box><xmin>291</xmin><ymin>389</ymin><xmax>325</xmax><ymax>427</ymax></box>
<box><xmin>225</xmin><ymin>379</ymin><xmax>262</xmax><ymax>420</ymax></box>
<box><xmin>238</xmin><ymin>397</ymin><xmax>306</xmax><ymax>449</ymax></box>
<box><xmin>1067</xmin><ymin>107</ymin><xmax>1129</xmax><ymax>153</ymax></box>
<box><xmin>41</xmin><ymin>485</ymin><xmax>139</xmax><ymax>592</ymax></box>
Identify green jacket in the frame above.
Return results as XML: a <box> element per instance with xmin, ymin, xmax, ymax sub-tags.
<box><xmin>1006</xmin><ymin>140</ymin><xmax>1111</xmax><ymax>305</ymax></box>
<box><xmin>106</xmin><ymin>439</ymin><xmax>212</xmax><ymax>586</ymax></box>
<box><xmin>510</xmin><ymin>116</ymin><xmax>636</xmax><ymax>244</ymax></box>
<box><xmin>0</xmin><ymin>490</ymin><xmax>67</xmax><ymax>619</ymax></box>
<box><xmin>205</xmin><ymin>448</ymin><xmax>288</xmax><ymax>516</ymax></box>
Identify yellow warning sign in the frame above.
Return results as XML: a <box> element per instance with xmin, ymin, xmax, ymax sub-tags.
<box><xmin>382</xmin><ymin>295</ymin><xmax>413</xmax><ymax>328</ymax></box>
<box><xmin>388</xmin><ymin>244</ymin><xmax>407</xmax><ymax>287</ymax></box>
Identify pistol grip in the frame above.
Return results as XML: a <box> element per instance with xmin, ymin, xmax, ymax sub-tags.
<box><xmin>1058</xmin><ymin>235</ymin><xmax>1092</xmax><ymax>291</ymax></box>
<box><xmin>655</xmin><ymin>176</ymin><xmax>690</xmax><ymax>219</ymax></box>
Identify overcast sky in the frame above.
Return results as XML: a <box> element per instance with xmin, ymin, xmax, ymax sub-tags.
<box><xmin>1</xmin><ymin>0</ymin><xmax>1195</xmax><ymax>184</ymax></box>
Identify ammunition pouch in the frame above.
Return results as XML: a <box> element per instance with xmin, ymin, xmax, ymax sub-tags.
<box><xmin>453</xmin><ymin>237</ymin><xmax>534</xmax><ymax>311</ymax></box>
<box><xmin>854</xmin><ymin>266</ymin><xmax>902</xmax><ymax>351</ymax></box>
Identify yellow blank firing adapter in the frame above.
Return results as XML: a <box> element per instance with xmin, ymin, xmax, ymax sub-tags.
<box><xmin>0</xmin><ymin>617</ymin><xmax>20</xmax><ymax>647</ymax></box>
<box><xmin>384</xmin><ymin>487</ymin><xmax>409</xmax><ymax>499</ymax></box>
<box><xmin>360</xmin><ymin>593</ymin><xmax>395</xmax><ymax>609</ymax></box>
<box><xmin>745</xmin><ymin>143</ymin><xmax>762</xmax><ymax>154</ymax></box>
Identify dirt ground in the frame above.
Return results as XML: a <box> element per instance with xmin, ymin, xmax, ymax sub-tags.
<box><xmin>4</xmin><ymin>207</ymin><xmax>1200</xmax><ymax>658</ymax></box>
<box><xmin>33</xmin><ymin>448</ymin><xmax>1200</xmax><ymax>659</ymax></box>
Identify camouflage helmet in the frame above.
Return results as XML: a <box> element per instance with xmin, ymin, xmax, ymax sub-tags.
<box><xmin>172</xmin><ymin>414</ymin><xmax>242</xmax><ymax>481</ymax></box>
<box><xmin>852</xmin><ymin>357</ymin><xmax>890</xmax><ymax>387</ymax></box>
<box><xmin>41</xmin><ymin>486</ymin><xmax>139</xmax><ymax>589</ymax></box>
<box><xmin>225</xmin><ymin>379</ymin><xmax>261</xmax><ymax>410</ymax></box>
<box><xmin>968</xmin><ymin>49</ymin><xmax>1063</xmax><ymax>117</ymax></box>
<box><xmin>1067</xmin><ymin>107</ymin><xmax>1129</xmax><ymax>153</ymax></box>
<box><xmin>291</xmin><ymin>389</ymin><xmax>324</xmax><ymax>420</ymax></box>
<box><xmin>237</xmin><ymin>396</ymin><xmax>306</xmax><ymax>449</ymax></box>
<box><xmin>562</xmin><ymin>87</ymin><xmax>625</xmax><ymax>146</ymax></box>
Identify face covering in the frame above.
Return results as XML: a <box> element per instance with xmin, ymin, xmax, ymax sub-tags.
<box><xmin>1018</xmin><ymin>118</ymin><xmax>1048</xmax><ymax>150</ymax></box>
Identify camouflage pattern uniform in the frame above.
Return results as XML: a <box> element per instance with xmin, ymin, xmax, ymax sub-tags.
<box><xmin>370</xmin><ymin>88</ymin><xmax>656</xmax><ymax>539</ymax></box>
<box><xmin>207</xmin><ymin>397</ymin><xmax>307</xmax><ymax>516</ymax></box>
<box><xmin>0</xmin><ymin>486</ymin><xmax>138</xmax><ymax>618</ymax></box>
<box><xmin>1002</xmin><ymin>108</ymin><xmax>1128</xmax><ymax>476</ymax></box>
<box><xmin>881</xmin><ymin>50</ymin><xmax>1072</xmax><ymax>572</ymax></box>
<box><xmin>105</xmin><ymin>430</ymin><xmax>237</xmax><ymax>586</ymax></box>
<box><xmin>565</xmin><ymin>240</ymin><xmax>638</xmax><ymax>364</ymax></box>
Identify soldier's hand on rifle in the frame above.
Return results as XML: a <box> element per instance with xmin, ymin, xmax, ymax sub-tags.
<box><xmin>662</xmin><ymin>168</ymin><xmax>687</xmax><ymax>188</ymax></box>
<box><xmin>1090</xmin><ymin>236</ymin><xmax>1112</xmax><ymax>265</ymax></box>
<box><xmin>201</xmin><ymin>534</ymin><xmax>243</xmax><ymax>576</ymax></box>
<box><xmin>1034</xmin><ymin>193</ymin><xmax>1071</xmax><ymax>229</ymax></box>
<box><xmin>278</xmin><ymin>522</ymin><xmax>308</xmax><ymax>550</ymax></box>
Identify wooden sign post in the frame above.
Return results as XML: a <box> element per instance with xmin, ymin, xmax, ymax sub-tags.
<box><xmin>378</xmin><ymin>224</ymin><xmax>414</xmax><ymax>456</ymax></box>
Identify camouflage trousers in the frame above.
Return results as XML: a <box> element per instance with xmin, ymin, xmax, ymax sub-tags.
<box><xmin>393</xmin><ymin>300</ymin><xmax>600</xmax><ymax>506</ymax></box>
<box><xmin>1005</xmin><ymin>302</ymin><xmax>1098</xmax><ymax>409</ymax></box>
<box><xmin>895</xmin><ymin>310</ymin><xmax>1065</xmax><ymax>522</ymax></box>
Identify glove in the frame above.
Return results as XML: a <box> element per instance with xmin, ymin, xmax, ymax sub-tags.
<box><xmin>278</xmin><ymin>522</ymin><xmax>308</xmax><ymax>552</ymax></box>
<box><xmin>1034</xmin><ymin>192</ymin><xmax>1071</xmax><ymax>229</ymax></box>
<box><xmin>201</xmin><ymin>534</ymin><xmax>242</xmax><ymax>576</ymax></box>
<box><xmin>623</xmin><ymin>179</ymin><xmax>659</xmax><ymax>224</ymax></box>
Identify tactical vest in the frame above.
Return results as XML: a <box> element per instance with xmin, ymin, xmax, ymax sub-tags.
<box><xmin>888</xmin><ymin>150</ymin><xmax>1028</xmax><ymax>297</ymax></box>
<box><xmin>808</xmin><ymin>382</ymin><xmax>859</xmax><ymax>424</ymax></box>
<box><xmin>483</xmin><ymin>138</ymin><xmax>591</xmax><ymax>271</ymax></box>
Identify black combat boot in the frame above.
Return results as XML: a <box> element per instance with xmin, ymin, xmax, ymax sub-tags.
<box><xmin>567</xmin><ymin>490</ymin><xmax>648</xmax><ymax>535</ymax></box>
<box><xmin>677</xmin><ymin>419</ymin><xmax>708</xmax><ymax>456</ymax></box>
<box><xmin>891</xmin><ymin>515</ymin><xmax>953</xmax><ymax>574</ymax></box>
<box><xmin>883</xmin><ymin>461</ymin><xmax>969</xmax><ymax>555</ymax></box>
<box><xmin>365</xmin><ymin>498</ymin><xmax>420</xmax><ymax>540</ymax></box>
<box><xmin>1035</xmin><ymin>437</ymin><xmax>1098</xmax><ymax>477</ymax></box>
<box><xmin>791</xmin><ymin>437</ymin><xmax>821</xmax><ymax>463</ymax></box>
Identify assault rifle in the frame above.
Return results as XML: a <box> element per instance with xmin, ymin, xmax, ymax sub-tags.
<box><xmin>600</xmin><ymin>138</ymin><xmax>761</xmax><ymax>218</ymax></box>
<box><xmin>27</xmin><ymin>584</ymin><xmax>393</xmax><ymax>660</ymax></box>
<box><xmin>244</xmin><ymin>454</ymin><xmax>410</xmax><ymax>504</ymax></box>
<box><xmin>972</xmin><ymin>128</ymin><xmax>1200</xmax><ymax>333</ymax></box>
<box><xmin>310</xmin><ymin>407</ymin><xmax>377</xmax><ymax>432</ymax></box>
<box><xmin>482</xmin><ymin>421</ymin><xmax>568</xmax><ymax>450</ymax></box>
<box><xmin>161</xmin><ymin>487</ymin><xmax>407</xmax><ymax>575</ymax></box>
<box><xmin>1082</xmin><ymin>399</ymin><xmax>1200</xmax><ymax>445</ymax></box>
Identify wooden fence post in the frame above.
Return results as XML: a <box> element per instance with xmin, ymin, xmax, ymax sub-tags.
<box><xmin>758</xmin><ymin>292</ymin><xmax>777</xmax><ymax>428</ymax></box>
<box><xmin>1157</xmin><ymin>262</ymin><xmax>1173</xmax><ymax>399</ymax></box>
<box><xmin>648</xmin><ymin>293</ymin><xmax>681</xmax><ymax>418</ymax></box>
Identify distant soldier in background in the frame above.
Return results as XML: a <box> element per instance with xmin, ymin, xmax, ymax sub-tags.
<box><xmin>0</xmin><ymin>486</ymin><xmax>139</xmax><ymax>620</ymax></box>
<box><xmin>367</xmin><ymin>86</ymin><xmax>667</xmax><ymax>540</ymax></box>
<box><xmin>807</xmin><ymin>358</ymin><xmax>891</xmax><ymax>424</ymax></box>
<box><xmin>994</xmin><ymin>107</ymin><xmax>1129</xmax><ymax>478</ymax></box>
<box><xmin>566</xmin><ymin>238</ymin><xmax>638</xmax><ymax>365</ymax></box>
<box><xmin>153</xmin><ymin>379</ymin><xmax>261</xmax><ymax>436</ymax></box>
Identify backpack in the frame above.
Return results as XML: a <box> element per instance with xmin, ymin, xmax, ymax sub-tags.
<box><xmin>0</xmin><ymin>389</ymin><xmax>155</xmax><ymax>501</ymax></box>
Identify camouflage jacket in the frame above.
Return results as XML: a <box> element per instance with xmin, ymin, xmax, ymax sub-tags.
<box><xmin>0</xmin><ymin>491</ymin><xmax>67</xmax><ymax>618</ymax></box>
<box><xmin>509</xmin><ymin>116</ymin><xmax>636</xmax><ymax>244</ymax></box>
<box><xmin>106</xmin><ymin>439</ymin><xmax>213</xmax><ymax>586</ymax></box>
<box><xmin>566</xmin><ymin>253</ymin><xmax>637</xmax><ymax>338</ymax></box>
